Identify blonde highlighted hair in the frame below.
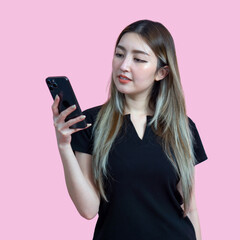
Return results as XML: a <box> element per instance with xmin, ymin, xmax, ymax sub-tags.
<box><xmin>92</xmin><ymin>20</ymin><xmax>197</xmax><ymax>217</ymax></box>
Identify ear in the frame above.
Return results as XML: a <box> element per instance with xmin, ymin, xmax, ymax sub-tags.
<box><xmin>155</xmin><ymin>66</ymin><xmax>169</xmax><ymax>81</ymax></box>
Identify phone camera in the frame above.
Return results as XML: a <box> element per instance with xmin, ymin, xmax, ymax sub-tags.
<box><xmin>46</xmin><ymin>79</ymin><xmax>52</xmax><ymax>85</ymax></box>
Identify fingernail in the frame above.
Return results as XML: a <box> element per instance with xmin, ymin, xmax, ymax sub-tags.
<box><xmin>55</xmin><ymin>95</ymin><xmax>58</xmax><ymax>100</ymax></box>
<box><xmin>81</xmin><ymin>115</ymin><xmax>86</xmax><ymax>119</ymax></box>
<box><xmin>72</xmin><ymin>104</ymin><xmax>76</xmax><ymax>108</ymax></box>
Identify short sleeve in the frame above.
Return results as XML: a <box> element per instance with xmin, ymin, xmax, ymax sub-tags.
<box><xmin>70</xmin><ymin>105</ymin><xmax>102</xmax><ymax>154</ymax></box>
<box><xmin>188</xmin><ymin>117</ymin><xmax>208</xmax><ymax>166</ymax></box>
<box><xmin>70</xmin><ymin>109</ymin><xmax>94</xmax><ymax>155</ymax></box>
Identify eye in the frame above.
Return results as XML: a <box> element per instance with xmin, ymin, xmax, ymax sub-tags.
<box><xmin>134</xmin><ymin>58</ymin><xmax>147</xmax><ymax>63</ymax></box>
<box><xmin>115</xmin><ymin>53</ymin><xmax>124</xmax><ymax>58</ymax></box>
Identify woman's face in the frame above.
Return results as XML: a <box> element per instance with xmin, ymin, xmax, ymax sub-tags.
<box><xmin>112</xmin><ymin>32</ymin><xmax>160</xmax><ymax>98</ymax></box>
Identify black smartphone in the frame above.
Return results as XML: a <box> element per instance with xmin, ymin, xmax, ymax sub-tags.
<box><xmin>46</xmin><ymin>76</ymin><xmax>87</xmax><ymax>129</ymax></box>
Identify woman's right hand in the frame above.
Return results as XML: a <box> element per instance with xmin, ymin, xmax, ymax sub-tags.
<box><xmin>51</xmin><ymin>95</ymin><xmax>91</xmax><ymax>147</ymax></box>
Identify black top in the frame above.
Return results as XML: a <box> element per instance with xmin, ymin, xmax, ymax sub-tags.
<box><xmin>71</xmin><ymin>105</ymin><xmax>208</xmax><ymax>240</ymax></box>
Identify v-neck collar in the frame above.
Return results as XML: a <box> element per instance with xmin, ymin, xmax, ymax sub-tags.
<box><xmin>124</xmin><ymin>114</ymin><xmax>152</xmax><ymax>143</ymax></box>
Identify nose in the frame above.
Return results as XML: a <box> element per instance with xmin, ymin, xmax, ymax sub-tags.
<box><xmin>120</xmin><ymin>56</ymin><xmax>131</xmax><ymax>72</ymax></box>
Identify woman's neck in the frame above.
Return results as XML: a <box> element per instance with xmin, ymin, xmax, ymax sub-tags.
<box><xmin>124</xmin><ymin>94</ymin><xmax>153</xmax><ymax>116</ymax></box>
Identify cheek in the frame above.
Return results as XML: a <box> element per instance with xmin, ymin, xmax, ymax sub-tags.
<box><xmin>112</xmin><ymin>58</ymin><xmax>120</xmax><ymax>71</ymax></box>
<box><xmin>112</xmin><ymin>59</ymin><xmax>115</xmax><ymax>70</ymax></box>
<box><xmin>137</xmin><ymin>65</ymin><xmax>157</xmax><ymax>80</ymax></box>
<box><xmin>142</xmin><ymin>60</ymin><xmax>157</xmax><ymax>71</ymax></box>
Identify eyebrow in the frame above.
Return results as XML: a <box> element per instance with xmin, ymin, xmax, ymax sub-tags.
<box><xmin>116</xmin><ymin>45</ymin><xmax>150</xmax><ymax>56</ymax></box>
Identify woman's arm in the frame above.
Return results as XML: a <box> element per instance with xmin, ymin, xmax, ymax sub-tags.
<box><xmin>52</xmin><ymin>95</ymin><xmax>100</xmax><ymax>220</ymax></box>
<box><xmin>177</xmin><ymin>169</ymin><xmax>202</xmax><ymax>240</ymax></box>
<box><xmin>58</xmin><ymin>145</ymin><xmax>100</xmax><ymax>220</ymax></box>
<box><xmin>187</xmin><ymin>184</ymin><xmax>202</xmax><ymax>240</ymax></box>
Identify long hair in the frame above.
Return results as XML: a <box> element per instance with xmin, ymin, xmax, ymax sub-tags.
<box><xmin>92</xmin><ymin>19</ymin><xmax>197</xmax><ymax>217</ymax></box>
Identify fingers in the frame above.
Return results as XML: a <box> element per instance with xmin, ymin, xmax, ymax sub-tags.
<box><xmin>51</xmin><ymin>95</ymin><xmax>60</xmax><ymax>116</ymax></box>
<box><xmin>52</xmin><ymin>95</ymin><xmax>76</xmax><ymax>121</ymax></box>
<box><xmin>51</xmin><ymin>95</ymin><xmax>91</xmax><ymax>133</ymax></box>
<box><xmin>84</xmin><ymin>123</ymin><xmax>92</xmax><ymax>129</ymax></box>
<box><xmin>57</xmin><ymin>104</ymin><xmax>77</xmax><ymax>123</ymax></box>
<box><xmin>65</xmin><ymin>115</ymin><xmax>86</xmax><ymax>128</ymax></box>
<box><xmin>53</xmin><ymin>99</ymin><xmax>78</xmax><ymax>124</ymax></box>
<box><xmin>54</xmin><ymin>112</ymin><xmax>89</xmax><ymax>132</ymax></box>
<box><xmin>69</xmin><ymin>123</ymin><xmax>92</xmax><ymax>134</ymax></box>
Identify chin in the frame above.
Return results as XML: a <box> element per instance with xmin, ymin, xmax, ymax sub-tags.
<box><xmin>115</xmin><ymin>86</ymin><xmax>129</xmax><ymax>95</ymax></box>
<box><xmin>113</xmin><ymin>80</ymin><xmax>125</xmax><ymax>93</ymax></box>
<box><xmin>113</xmin><ymin>79</ymin><xmax>135</xmax><ymax>96</ymax></box>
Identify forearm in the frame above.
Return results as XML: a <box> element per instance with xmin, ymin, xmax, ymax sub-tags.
<box><xmin>58</xmin><ymin>144</ymin><xmax>99</xmax><ymax>219</ymax></box>
<box><xmin>187</xmin><ymin>209</ymin><xmax>202</xmax><ymax>240</ymax></box>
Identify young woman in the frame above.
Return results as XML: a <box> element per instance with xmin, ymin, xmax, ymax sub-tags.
<box><xmin>52</xmin><ymin>19</ymin><xmax>208</xmax><ymax>240</ymax></box>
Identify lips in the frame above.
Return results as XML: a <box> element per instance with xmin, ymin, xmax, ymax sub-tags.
<box><xmin>118</xmin><ymin>74</ymin><xmax>132</xmax><ymax>84</ymax></box>
<box><xmin>118</xmin><ymin>74</ymin><xmax>131</xmax><ymax>80</ymax></box>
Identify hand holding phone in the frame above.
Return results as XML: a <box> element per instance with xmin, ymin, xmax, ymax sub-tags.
<box><xmin>46</xmin><ymin>76</ymin><xmax>91</xmax><ymax>146</ymax></box>
<box><xmin>46</xmin><ymin>76</ymin><xmax>87</xmax><ymax>129</ymax></box>
<box><xmin>51</xmin><ymin>94</ymin><xmax>91</xmax><ymax>146</ymax></box>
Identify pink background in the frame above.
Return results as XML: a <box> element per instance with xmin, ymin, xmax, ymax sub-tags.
<box><xmin>1</xmin><ymin>0</ymin><xmax>239</xmax><ymax>239</ymax></box>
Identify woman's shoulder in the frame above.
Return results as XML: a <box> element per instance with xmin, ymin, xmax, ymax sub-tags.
<box><xmin>187</xmin><ymin>116</ymin><xmax>196</xmax><ymax>127</ymax></box>
<box><xmin>82</xmin><ymin>104</ymin><xmax>103</xmax><ymax>122</ymax></box>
